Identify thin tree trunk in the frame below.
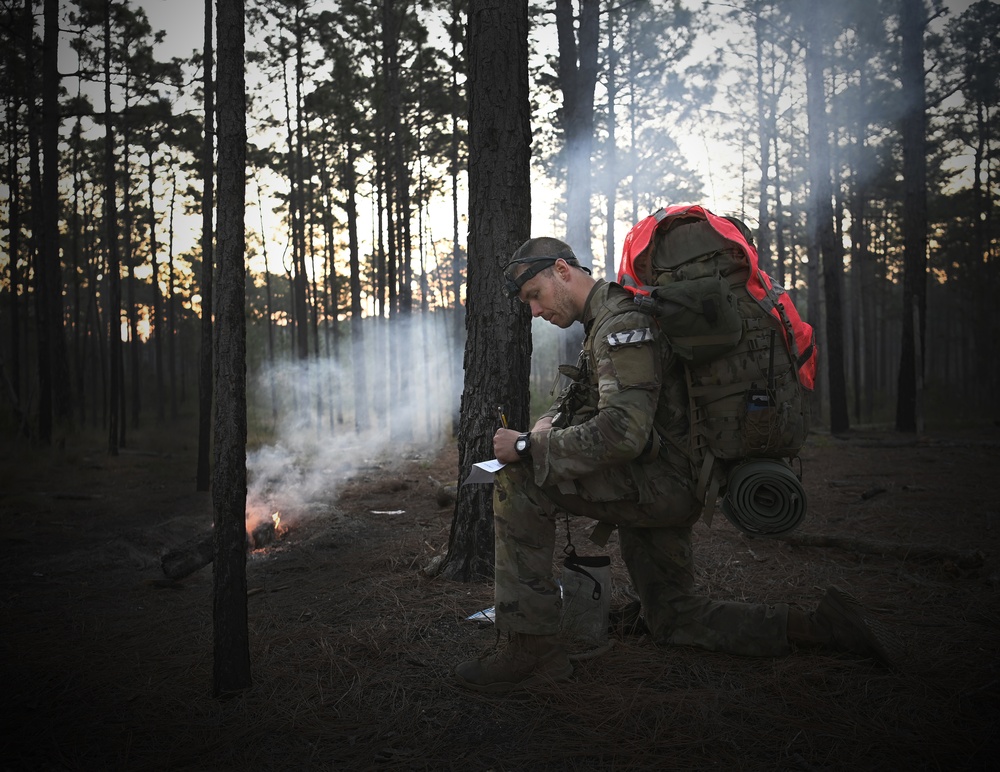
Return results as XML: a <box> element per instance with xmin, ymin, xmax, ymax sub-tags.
<box><xmin>754</xmin><ymin>8</ymin><xmax>773</xmax><ymax>276</ymax></box>
<box><xmin>603</xmin><ymin>1</ymin><xmax>618</xmax><ymax>282</ymax></box>
<box><xmin>168</xmin><ymin>166</ymin><xmax>179</xmax><ymax>420</ymax></box>
<box><xmin>24</xmin><ymin>0</ymin><xmax>50</xmax><ymax>443</ymax></box>
<box><xmin>554</xmin><ymin>0</ymin><xmax>599</xmax><ymax>365</ymax></box>
<box><xmin>344</xmin><ymin>135</ymin><xmax>367</xmax><ymax>433</ymax></box>
<box><xmin>123</xmin><ymin>136</ymin><xmax>139</xmax><ymax>432</ymax></box>
<box><xmin>42</xmin><ymin>0</ymin><xmax>69</xmax><ymax>432</ymax></box>
<box><xmin>895</xmin><ymin>0</ymin><xmax>928</xmax><ymax>433</ymax></box>
<box><xmin>103</xmin><ymin>0</ymin><xmax>123</xmax><ymax>456</ymax></box>
<box><xmin>5</xmin><ymin>35</ymin><xmax>24</xmax><ymax>425</ymax></box>
<box><xmin>197</xmin><ymin>0</ymin><xmax>215</xmax><ymax>490</ymax></box>
<box><xmin>805</xmin><ymin>11</ymin><xmax>848</xmax><ymax>433</ymax></box>
<box><xmin>148</xmin><ymin>153</ymin><xmax>165</xmax><ymax>421</ymax></box>
<box><xmin>289</xmin><ymin>13</ymin><xmax>309</xmax><ymax>361</ymax></box>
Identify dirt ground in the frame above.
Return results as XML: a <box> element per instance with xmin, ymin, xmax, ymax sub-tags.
<box><xmin>1</xmin><ymin>419</ymin><xmax>998</xmax><ymax>771</ymax></box>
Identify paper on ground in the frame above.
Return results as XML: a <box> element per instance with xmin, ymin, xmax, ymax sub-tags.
<box><xmin>463</xmin><ymin>458</ymin><xmax>506</xmax><ymax>485</ymax></box>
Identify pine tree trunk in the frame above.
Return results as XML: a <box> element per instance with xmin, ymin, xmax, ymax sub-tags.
<box><xmin>212</xmin><ymin>0</ymin><xmax>250</xmax><ymax>698</ymax></box>
<box><xmin>442</xmin><ymin>0</ymin><xmax>531</xmax><ymax>582</ymax></box>
<box><xmin>103</xmin><ymin>0</ymin><xmax>123</xmax><ymax>457</ymax></box>
<box><xmin>895</xmin><ymin>0</ymin><xmax>928</xmax><ymax>433</ymax></box>
<box><xmin>196</xmin><ymin>0</ymin><xmax>215</xmax><ymax>490</ymax></box>
<box><xmin>344</xmin><ymin>135</ymin><xmax>368</xmax><ymax>433</ymax></box>
<box><xmin>805</xmin><ymin>11</ymin><xmax>848</xmax><ymax>433</ymax></box>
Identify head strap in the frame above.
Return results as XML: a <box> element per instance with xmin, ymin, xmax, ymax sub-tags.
<box><xmin>503</xmin><ymin>250</ymin><xmax>591</xmax><ymax>298</ymax></box>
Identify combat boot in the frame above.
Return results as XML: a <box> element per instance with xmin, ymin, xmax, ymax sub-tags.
<box><xmin>787</xmin><ymin>586</ymin><xmax>903</xmax><ymax>667</ymax></box>
<box><xmin>455</xmin><ymin>632</ymin><xmax>573</xmax><ymax>693</ymax></box>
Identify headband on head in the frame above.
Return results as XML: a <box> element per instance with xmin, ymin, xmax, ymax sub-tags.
<box><xmin>503</xmin><ymin>249</ymin><xmax>591</xmax><ymax>298</ymax></box>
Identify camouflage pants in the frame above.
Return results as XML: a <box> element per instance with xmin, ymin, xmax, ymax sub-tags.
<box><xmin>493</xmin><ymin>463</ymin><xmax>790</xmax><ymax>657</ymax></box>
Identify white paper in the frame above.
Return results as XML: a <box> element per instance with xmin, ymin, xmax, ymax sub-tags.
<box><xmin>463</xmin><ymin>458</ymin><xmax>506</xmax><ymax>485</ymax></box>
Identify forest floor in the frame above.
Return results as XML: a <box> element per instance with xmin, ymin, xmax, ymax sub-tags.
<box><xmin>1</xmin><ymin>417</ymin><xmax>998</xmax><ymax>771</ymax></box>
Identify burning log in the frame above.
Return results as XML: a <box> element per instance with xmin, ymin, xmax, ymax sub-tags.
<box><xmin>248</xmin><ymin>518</ymin><xmax>278</xmax><ymax>549</ymax></box>
<box><xmin>160</xmin><ymin>515</ymin><xmax>283</xmax><ymax>582</ymax></box>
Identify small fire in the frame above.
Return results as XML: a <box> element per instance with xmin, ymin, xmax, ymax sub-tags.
<box><xmin>244</xmin><ymin>507</ymin><xmax>289</xmax><ymax>550</ymax></box>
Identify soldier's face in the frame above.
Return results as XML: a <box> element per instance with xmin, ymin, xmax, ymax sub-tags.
<box><xmin>518</xmin><ymin>267</ymin><xmax>578</xmax><ymax>328</ymax></box>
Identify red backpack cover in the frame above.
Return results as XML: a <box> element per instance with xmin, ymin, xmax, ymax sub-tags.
<box><xmin>618</xmin><ymin>204</ymin><xmax>817</xmax><ymax>391</ymax></box>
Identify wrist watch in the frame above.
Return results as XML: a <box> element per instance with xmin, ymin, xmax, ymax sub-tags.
<box><xmin>514</xmin><ymin>432</ymin><xmax>531</xmax><ymax>458</ymax></box>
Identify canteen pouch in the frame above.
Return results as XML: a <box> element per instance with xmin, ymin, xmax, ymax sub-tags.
<box><xmin>560</xmin><ymin>553</ymin><xmax>612</xmax><ymax>650</ymax></box>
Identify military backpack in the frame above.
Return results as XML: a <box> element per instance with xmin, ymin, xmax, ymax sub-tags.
<box><xmin>618</xmin><ymin>204</ymin><xmax>818</xmax><ymax>533</ymax></box>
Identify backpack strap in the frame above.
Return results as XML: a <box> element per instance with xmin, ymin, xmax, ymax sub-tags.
<box><xmin>694</xmin><ymin>448</ymin><xmax>722</xmax><ymax>527</ymax></box>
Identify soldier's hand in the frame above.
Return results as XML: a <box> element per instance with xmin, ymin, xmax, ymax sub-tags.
<box><xmin>494</xmin><ymin>428</ymin><xmax>521</xmax><ymax>464</ymax></box>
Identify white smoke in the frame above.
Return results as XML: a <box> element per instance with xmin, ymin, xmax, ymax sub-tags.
<box><xmin>244</xmin><ymin>310</ymin><xmax>462</xmax><ymax>528</ymax></box>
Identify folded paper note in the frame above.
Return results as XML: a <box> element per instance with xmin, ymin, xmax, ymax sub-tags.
<box><xmin>463</xmin><ymin>458</ymin><xmax>506</xmax><ymax>485</ymax></box>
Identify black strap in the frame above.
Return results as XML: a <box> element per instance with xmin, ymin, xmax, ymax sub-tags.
<box><xmin>563</xmin><ymin>547</ymin><xmax>609</xmax><ymax>601</ymax></box>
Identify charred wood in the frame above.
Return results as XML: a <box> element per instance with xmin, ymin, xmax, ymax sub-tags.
<box><xmin>160</xmin><ymin>520</ymin><xmax>278</xmax><ymax>581</ymax></box>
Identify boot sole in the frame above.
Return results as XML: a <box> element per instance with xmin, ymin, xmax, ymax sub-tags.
<box><xmin>455</xmin><ymin>663</ymin><xmax>573</xmax><ymax>694</ymax></box>
<box><xmin>824</xmin><ymin>587</ymin><xmax>902</xmax><ymax>668</ymax></box>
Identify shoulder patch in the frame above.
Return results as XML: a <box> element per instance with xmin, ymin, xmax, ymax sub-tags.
<box><xmin>606</xmin><ymin>328</ymin><xmax>653</xmax><ymax>348</ymax></box>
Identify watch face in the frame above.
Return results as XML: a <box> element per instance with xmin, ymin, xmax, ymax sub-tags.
<box><xmin>516</xmin><ymin>439</ymin><xmax>527</xmax><ymax>451</ymax></box>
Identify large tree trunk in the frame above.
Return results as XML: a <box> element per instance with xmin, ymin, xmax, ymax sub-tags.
<box><xmin>441</xmin><ymin>0</ymin><xmax>531</xmax><ymax>582</ymax></box>
<box><xmin>212</xmin><ymin>0</ymin><xmax>250</xmax><ymax>698</ymax></box>
<box><xmin>894</xmin><ymin>0</ymin><xmax>928</xmax><ymax>433</ymax></box>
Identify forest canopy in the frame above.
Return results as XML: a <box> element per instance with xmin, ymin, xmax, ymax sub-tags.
<box><xmin>1</xmin><ymin>0</ymin><xmax>998</xmax><ymax>450</ymax></box>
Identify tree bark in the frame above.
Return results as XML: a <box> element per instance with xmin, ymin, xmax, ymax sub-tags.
<box><xmin>442</xmin><ymin>0</ymin><xmax>531</xmax><ymax>582</ymax></box>
<box><xmin>212</xmin><ymin>0</ymin><xmax>250</xmax><ymax>698</ymax></box>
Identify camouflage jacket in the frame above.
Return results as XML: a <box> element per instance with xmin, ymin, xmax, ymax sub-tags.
<box><xmin>530</xmin><ymin>280</ymin><xmax>693</xmax><ymax>504</ymax></box>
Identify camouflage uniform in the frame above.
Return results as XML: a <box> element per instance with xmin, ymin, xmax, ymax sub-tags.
<box><xmin>494</xmin><ymin>279</ymin><xmax>790</xmax><ymax>657</ymax></box>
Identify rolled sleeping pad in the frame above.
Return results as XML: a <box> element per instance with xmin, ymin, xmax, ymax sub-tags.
<box><xmin>720</xmin><ymin>459</ymin><xmax>807</xmax><ymax>537</ymax></box>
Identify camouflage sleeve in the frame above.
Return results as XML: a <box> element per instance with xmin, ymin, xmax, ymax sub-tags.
<box><xmin>532</xmin><ymin>311</ymin><xmax>661</xmax><ymax>488</ymax></box>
